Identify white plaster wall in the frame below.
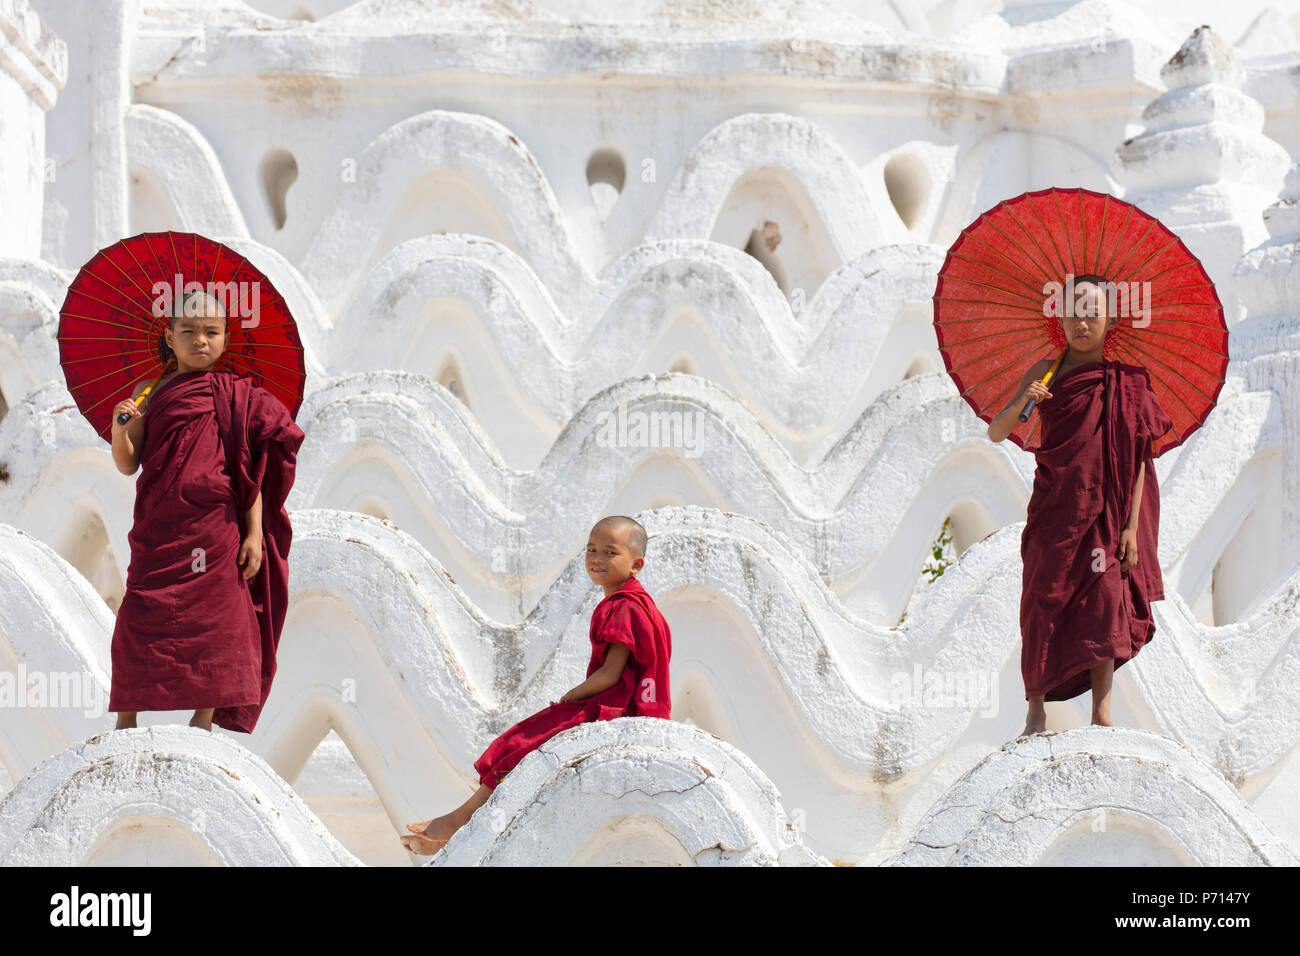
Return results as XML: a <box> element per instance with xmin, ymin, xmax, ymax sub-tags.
<box><xmin>0</xmin><ymin>0</ymin><xmax>65</xmax><ymax>258</ymax></box>
<box><xmin>2</xmin><ymin>0</ymin><xmax>1300</xmax><ymax>866</ymax></box>
<box><xmin>892</xmin><ymin>727</ymin><xmax>1297</xmax><ymax>866</ymax></box>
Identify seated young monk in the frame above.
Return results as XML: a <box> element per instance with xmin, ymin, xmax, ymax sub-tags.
<box><xmin>401</xmin><ymin>514</ymin><xmax>673</xmax><ymax>855</ymax></box>
<box><xmin>987</xmin><ymin>275</ymin><xmax>1174</xmax><ymax>738</ymax></box>
<box><xmin>108</xmin><ymin>289</ymin><xmax>305</xmax><ymax>733</ymax></box>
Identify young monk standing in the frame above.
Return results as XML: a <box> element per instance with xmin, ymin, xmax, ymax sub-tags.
<box><xmin>401</xmin><ymin>515</ymin><xmax>672</xmax><ymax>855</ymax></box>
<box><xmin>108</xmin><ymin>289</ymin><xmax>304</xmax><ymax>733</ymax></box>
<box><xmin>987</xmin><ymin>275</ymin><xmax>1174</xmax><ymax>738</ymax></box>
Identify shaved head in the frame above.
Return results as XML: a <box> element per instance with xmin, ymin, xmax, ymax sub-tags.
<box><xmin>591</xmin><ymin>515</ymin><xmax>647</xmax><ymax>560</ymax></box>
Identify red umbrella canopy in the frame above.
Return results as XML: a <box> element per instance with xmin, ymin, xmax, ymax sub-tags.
<box><xmin>932</xmin><ymin>187</ymin><xmax>1227</xmax><ymax>456</ymax></box>
<box><xmin>58</xmin><ymin>231</ymin><xmax>306</xmax><ymax>442</ymax></box>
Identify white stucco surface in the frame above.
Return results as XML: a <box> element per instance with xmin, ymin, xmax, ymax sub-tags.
<box><xmin>2</xmin><ymin>0</ymin><xmax>1300</xmax><ymax>865</ymax></box>
<box><xmin>892</xmin><ymin>727</ymin><xmax>1298</xmax><ymax>866</ymax></box>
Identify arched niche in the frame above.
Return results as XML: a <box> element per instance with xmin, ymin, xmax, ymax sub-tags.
<box><xmin>606</xmin><ymin>448</ymin><xmax>728</xmax><ymax>517</ymax></box>
<box><xmin>128</xmin><ymin>167</ymin><xmax>178</xmax><ymax>233</ymax></box>
<box><xmin>671</xmin><ymin>670</ymin><xmax>736</xmax><ymax>744</ymax></box>
<box><xmin>260</xmin><ymin>147</ymin><xmax>299</xmax><ymax>231</ymax></box>
<box><xmin>1035</xmin><ymin>812</ymin><xmax>1196</xmax><ymax>866</ymax></box>
<box><xmin>82</xmin><ymin>813</ymin><xmax>224</xmax><ymax>867</ymax></box>
<box><xmin>902</xmin><ymin>351</ymin><xmax>938</xmax><ymax>379</ymax></box>
<box><xmin>294</xmin><ymin>728</ymin><xmax>416</xmax><ymax>867</ymax></box>
<box><xmin>947</xmin><ymin>499</ymin><xmax>997</xmax><ymax>556</ymax></box>
<box><xmin>883</xmin><ymin>152</ymin><xmax>930</xmax><ymax>231</ymax></box>
<box><xmin>436</xmin><ymin>354</ymin><xmax>471</xmax><ymax>410</ymax></box>
<box><xmin>667</xmin><ymin>354</ymin><xmax>695</xmax><ymax>376</ymax></box>
<box><xmin>897</xmin><ymin>500</ymin><xmax>998</xmax><ymax>626</ymax></box>
<box><xmin>51</xmin><ymin>506</ymin><xmax>125</xmax><ymax>612</ymax></box>
<box><xmin>1210</xmin><ymin>504</ymin><xmax>1278</xmax><ymax>625</ymax></box>
<box><xmin>353</xmin><ymin>497</ymin><xmax>391</xmax><ymax>522</ymax></box>
<box><xmin>365</xmin><ymin>169</ymin><xmax>512</xmax><ymax>286</ymax></box>
<box><xmin>570</xmin><ymin>813</ymin><xmax>697</xmax><ymax>866</ymax></box>
<box><xmin>936</xmin><ymin>130</ymin><xmax>1116</xmax><ymax>248</ymax></box>
<box><xmin>586</xmin><ymin>145</ymin><xmax>627</xmax><ymax>222</ymax></box>
<box><xmin>710</xmin><ymin>166</ymin><xmax>838</xmax><ymax>304</ymax></box>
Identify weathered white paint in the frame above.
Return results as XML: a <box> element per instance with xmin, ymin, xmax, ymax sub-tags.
<box><xmin>892</xmin><ymin>727</ymin><xmax>1298</xmax><ymax>866</ymax></box>
<box><xmin>2</xmin><ymin>1</ymin><xmax>1300</xmax><ymax>865</ymax></box>
<box><xmin>0</xmin><ymin>727</ymin><xmax>361</xmax><ymax>866</ymax></box>
<box><xmin>432</xmin><ymin>718</ymin><xmax>828</xmax><ymax>866</ymax></box>
<box><xmin>0</xmin><ymin>0</ymin><xmax>65</xmax><ymax>258</ymax></box>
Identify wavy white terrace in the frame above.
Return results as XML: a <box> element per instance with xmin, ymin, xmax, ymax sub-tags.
<box><xmin>4</xmin><ymin>0</ymin><xmax>1300</xmax><ymax>866</ymax></box>
<box><xmin>4</xmin><ymin>505</ymin><xmax>1300</xmax><ymax>862</ymax></box>
<box><xmin>892</xmin><ymin>727</ymin><xmax>1297</xmax><ymax>866</ymax></box>
<box><xmin>0</xmin><ymin>356</ymin><xmax>1285</xmax><ymax>624</ymax></box>
<box><xmin>0</xmin><ymin>727</ymin><xmax>357</xmax><ymax>866</ymax></box>
<box><xmin>0</xmin><ymin>722</ymin><xmax>827</xmax><ymax>866</ymax></box>
<box><xmin>106</xmin><ymin>2</ymin><xmax>1300</xmax><ymax>274</ymax></box>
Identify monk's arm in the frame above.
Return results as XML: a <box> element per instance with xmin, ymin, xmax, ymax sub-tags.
<box><xmin>1126</xmin><ymin>460</ymin><xmax>1145</xmax><ymax>531</ymax></box>
<box><xmin>110</xmin><ymin>383</ymin><xmax>149</xmax><ymax>475</ymax></box>
<box><xmin>244</xmin><ymin>489</ymin><xmax>263</xmax><ymax>542</ymax></box>
<box><xmin>562</xmin><ymin>643</ymin><xmax>631</xmax><ymax>701</ymax></box>
<box><xmin>988</xmin><ymin>362</ymin><xmax>1048</xmax><ymax>443</ymax></box>
<box><xmin>110</xmin><ymin>426</ymin><xmax>139</xmax><ymax>475</ymax></box>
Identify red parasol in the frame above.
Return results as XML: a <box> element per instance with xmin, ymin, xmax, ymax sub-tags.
<box><xmin>932</xmin><ymin>187</ymin><xmax>1227</xmax><ymax>456</ymax></box>
<box><xmin>58</xmin><ymin>231</ymin><xmax>306</xmax><ymax>442</ymax></box>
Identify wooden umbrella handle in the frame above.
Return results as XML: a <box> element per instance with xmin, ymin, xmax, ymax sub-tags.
<box><xmin>1018</xmin><ymin>350</ymin><xmax>1066</xmax><ymax>423</ymax></box>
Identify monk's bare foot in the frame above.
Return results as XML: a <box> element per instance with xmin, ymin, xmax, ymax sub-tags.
<box><xmin>400</xmin><ymin>814</ymin><xmax>459</xmax><ymax>855</ymax></box>
<box><xmin>115</xmin><ymin>712</ymin><xmax>138</xmax><ymax>730</ymax></box>
<box><xmin>1089</xmin><ymin>663</ymin><xmax>1114</xmax><ymax>726</ymax></box>
<box><xmin>399</xmin><ymin>832</ymin><xmax>448</xmax><ymax>855</ymax></box>
<box><xmin>1019</xmin><ymin>711</ymin><xmax>1047</xmax><ymax>738</ymax></box>
<box><xmin>401</xmin><ymin>786</ymin><xmax>491</xmax><ymax>855</ymax></box>
<box><xmin>1017</xmin><ymin>694</ymin><xmax>1047</xmax><ymax>739</ymax></box>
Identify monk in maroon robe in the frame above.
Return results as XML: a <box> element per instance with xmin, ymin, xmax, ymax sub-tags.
<box><xmin>109</xmin><ymin>291</ymin><xmax>303</xmax><ymax>733</ymax></box>
<box><xmin>401</xmin><ymin>515</ymin><xmax>672</xmax><ymax>855</ymax></box>
<box><xmin>988</xmin><ymin>277</ymin><xmax>1174</xmax><ymax>735</ymax></box>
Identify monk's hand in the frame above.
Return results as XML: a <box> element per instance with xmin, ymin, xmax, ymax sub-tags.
<box><xmin>110</xmin><ymin>398</ymin><xmax>140</xmax><ymax>435</ymax></box>
<box><xmin>238</xmin><ymin>534</ymin><xmax>263</xmax><ymax>579</ymax></box>
<box><xmin>1021</xmin><ymin>380</ymin><xmax>1053</xmax><ymax>406</ymax></box>
<box><xmin>1118</xmin><ymin>526</ymin><xmax>1139</xmax><ymax>573</ymax></box>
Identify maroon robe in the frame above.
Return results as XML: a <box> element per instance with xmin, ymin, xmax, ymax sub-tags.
<box><xmin>1020</xmin><ymin>359</ymin><xmax>1174</xmax><ymax>701</ymax></box>
<box><xmin>108</xmin><ymin>368</ymin><xmax>304</xmax><ymax>732</ymax></box>
<box><xmin>474</xmin><ymin>575</ymin><xmax>672</xmax><ymax>790</ymax></box>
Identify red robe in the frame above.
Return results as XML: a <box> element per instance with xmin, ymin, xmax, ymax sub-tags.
<box><xmin>474</xmin><ymin>575</ymin><xmax>672</xmax><ymax>790</ymax></box>
<box><xmin>1020</xmin><ymin>359</ymin><xmax>1174</xmax><ymax>701</ymax></box>
<box><xmin>108</xmin><ymin>368</ymin><xmax>304</xmax><ymax>732</ymax></box>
